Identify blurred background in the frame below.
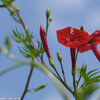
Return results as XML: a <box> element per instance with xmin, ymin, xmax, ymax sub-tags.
<box><xmin>0</xmin><ymin>0</ymin><xmax>100</xmax><ymax>100</ymax></box>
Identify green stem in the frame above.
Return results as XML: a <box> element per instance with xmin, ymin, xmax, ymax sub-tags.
<box><xmin>53</xmin><ymin>66</ymin><xmax>74</xmax><ymax>96</ymax></box>
<box><xmin>33</xmin><ymin>61</ymin><xmax>70</xmax><ymax>100</ymax></box>
<box><xmin>21</xmin><ymin>59</ymin><xmax>34</xmax><ymax>100</ymax></box>
<box><xmin>73</xmin><ymin>75</ymin><xmax>76</xmax><ymax>92</ymax></box>
<box><xmin>0</xmin><ymin>46</ymin><xmax>27</xmax><ymax>64</ymax></box>
<box><xmin>46</xmin><ymin>17</ymin><xmax>49</xmax><ymax>35</ymax></box>
<box><xmin>60</xmin><ymin>61</ymin><xmax>66</xmax><ymax>83</ymax></box>
<box><xmin>77</xmin><ymin>75</ymin><xmax>81</xmax><ymax>87</ymax></box>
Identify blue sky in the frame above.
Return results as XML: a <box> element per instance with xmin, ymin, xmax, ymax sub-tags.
<box><xmin>0</xmin><ymin>0</ymin><xmax>100</xmax><ymax>100</ymax></box>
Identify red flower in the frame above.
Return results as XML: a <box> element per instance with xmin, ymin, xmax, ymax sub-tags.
<box><xmin>40</xmin><ymin>25</ymin><xmax>51</xmax><ymax>58</ymax></box>
<box><xmin>56</xmin><ymin>27</ymin><xmax>90</xmax><ymax>73</ymax></box>
<box><xmin>79</xmin><ymin>30</ymin><xmax>100</xmax><ymax>61</ymax></box>
<box><xmin>56</xmin><ymin>27</ymin><xmax>90</xmax><ymax>48</ymax></box>
<box><xmin>79</xmin><ymin>31</ymin><xmax>100</xmax><ymax>52</ymax></box>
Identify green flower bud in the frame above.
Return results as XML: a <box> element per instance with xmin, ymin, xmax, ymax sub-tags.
<box><xmin>46</xmin><ymin>8</ymin><xmax>50</xmax><ymax>18</ymax></box>
<box><xmin>16</xmin><ymin>7</ymin><xmax>20</xmax><ymax>12</ymax></box>
<box><xmin>81</xmin><ymin>64</ymin><xmax>86</xmax><ymax>72</ymax></box>
<box><xmin>49</xmin><ymin>58</ymin><xmax>55</xmax><ymax>68</ymax></box>
<box><xmin>8</xmin><ymin>7</ymin><xmax>14</xmax><ymax>14</ymax></box>
<box><xmin>49</xmin><ymin>16</ymin><xmax>53</xmax><ymax>22</ymax></box>
<box><xmin>57</xmin><ymin>52</ymin><xmax>62</xmax><ymax>62</ymax></box>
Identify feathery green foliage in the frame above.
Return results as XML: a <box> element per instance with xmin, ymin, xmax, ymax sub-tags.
<box><xmin>27</xmin><ymin>84</ymin><xmax>47</xmax><ymax>93</ymax></box>
<box><xmin>1</xmin><ymin>0</ymin><xmax>14</xmax><ymax>7</ymax></box>
<box><xmin>80</xmin><ymin>65</ymin><xmax>100</xmax><ymax>85</ymax></box>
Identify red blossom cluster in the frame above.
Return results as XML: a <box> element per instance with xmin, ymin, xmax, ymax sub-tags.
<box><xmin>40</xmin><ymin>25</ymin><xmax>100</xmax><ymax>74</ymax></box>
<box><xmin>56</xmin><ymin>27</ymin><xmax>100</xmax><ymax>74</ymax></box>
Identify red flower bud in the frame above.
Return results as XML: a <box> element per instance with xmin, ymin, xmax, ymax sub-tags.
<box><xmin>40</xmin><ymin>25</ymin><xmax>51</xmax><ymax>58</ymax></box>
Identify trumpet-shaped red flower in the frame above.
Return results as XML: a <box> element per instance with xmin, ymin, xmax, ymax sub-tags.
<box><xmin>56</xmin><ymin>27</ymin><xmax>90</xmax><ymax>73</ymax></box>
<box><xmin>56</xmin><ymin>27</ymin><xmax>90</xmax><ymax>48</ymax></box>
<box><xmin>40</xmin><ymin>25</ymin><xmax>51</xmax><ymax>58</ymax></box>
<box><xmin>79</xmin><ymin>30</ymin><xmax>100</xmax><ymax>61</ymax></box>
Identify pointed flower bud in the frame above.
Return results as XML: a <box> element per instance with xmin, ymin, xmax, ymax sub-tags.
<box><xmin>49</xmin><ymin>58</ymin><xmax>55</xmax><ymax>68</ymax></box>
<box><xmin>40</xmin><ymin>25</ymin><xmax>51</xmax><ymax>58</ymax></box>
<box><xmin>57</xmin><ymin>52</ymin><xmax>62</xmax><ymax>62</ymax></box>
<box><xmin>8</xmin><ymin>7</ymin><xmax>14</xmax><ymax>14</ymax></box>
<box><xmin>46</xmin><ymin>8</ymin><xmax>50</xmax><ymax>18</ymax></box>
<box><xmin>81</xmin><ymin>64</ymin><xmax>86</xmax><ymax>72</ymax></box>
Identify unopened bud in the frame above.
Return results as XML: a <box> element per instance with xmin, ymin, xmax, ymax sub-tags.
<box><xmin>49</xmin><ymin>58</ymin><xmax>55</xmax><ymax>68</ymax></box>
<box><xmin>57</xmin><ymin>52</ymin><xmax>62</xmax><ymax>62</ymax></box>
<box><xmin>46</xmin><ymin>8</ymin><xmax>50</xmax><ymax>18</ymax></box>
<box><xmin>81</xmin><ymin>64</ymin><xmax>86</xmax><ymax>72</ymax></box>
<box><xmin>8</xmin><ymin>7</ymin><xmax>14</xmax><ymax>14</ymax></box>
<box><xmin>49</xmin><ymin>16</ymin><xmax>52</xmax><ymax>22</ymax></box>
<box><xmin>40</xmin><ymin>25</ymin><xmax>51</xmax><ymax>58</ymax></box>
<box><xmin>80</xmin><ymin>26</ymin><xmax>84</xmax><ymax>31</ymax></box>
<box><xmin>16</xmin><ymin>7</ymin><xmax>20</xmax><ymax>12</ymax></box>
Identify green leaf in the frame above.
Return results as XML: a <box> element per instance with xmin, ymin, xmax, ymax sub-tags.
<box><xmin>36</xmin><ymin>40</ymin><xmax>45</xmax><ymax>55</ymax></box>
<box><xmin>80</xmin><ymin>66</ymin><xmax>100</xmax><ymax>86</ymax></box>
<box><xmin>27</xmin><ymin>84</ymin><xmax>47</xmax><ymax>93</ymax></box>
<box><xmin>12</xmin><ymin>29</ymin><xmax>34</xmax><ymax>43</ymax></box>
<box><xmin>87</xmin><ymin>69</ymin><xmax>98</xmax><ymax>76</ymax></box>
<box><xmin>89</xmin><ymin>71</ymin><xmax>100</xmax><ymax>78</ymax></box>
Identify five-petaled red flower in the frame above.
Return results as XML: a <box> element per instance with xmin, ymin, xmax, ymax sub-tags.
<box><xmin>56</xmin><ymin>27</ymin><xmax>90</xmax><ymax>74</ymax></box>
<box><xmin>56</xmin><ymin>27</ymin><xmax>90</xmax><ymax>48</ymax></box>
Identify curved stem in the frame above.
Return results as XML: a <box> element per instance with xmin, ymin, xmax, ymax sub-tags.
<box><xmin>60</xmin><ymin>61</ymin><xmax>66</xmax><ymax>83</ymax></box>
<box><xmin>21</xmin><ymin>59</ymin><xmax>34</xmax><ymax>100</ymax></box>
<box><xmin>53</xmin><ymin>66</ymin><xmax>74</xmax><ymax>96</ymax></box>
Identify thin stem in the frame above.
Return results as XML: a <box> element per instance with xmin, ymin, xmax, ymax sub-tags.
<box><xmin>73</xmin><ymin>75</ymin><xmax>76</xmax><ymax>92</ymax></box>
<box><xmin>80</xmin><ymin>82</ymin><xmax>86</xmax><ymax>88</ymax></box>
<box><xmin>53</xmin><ymin>67</ymin><xmax>62</xmax><ymax>81</ymax></box>
<box><xmin>60</xmin><ymin>61</ymin><xmax>66</xmax><ymax>83</ymax></box>
<box><xmin>53</xmin><ymin>66</ymin><xmax>74</xmax><ymax>96</ymax></box>
<box><xmin>21</xmin><ymin>59</ymin><xmax>34</xmax><ymax>100</ymax></box>
<box><xmin>46</xmin><ymin>18</ymin><xmax>49</xmax><ymax>35</ymax></box>
<box><xmin>0</xmin><ymin>46</ymin><xmax>26</xmax><ymax>64</ymax></box>
<box><xmin>11</xmin><ymin>15</ymin><xmax>20</xmax><ymax>23</ymax></box>
<box><xmin>77</xmin><ymin>75</ymin><xmax>81</xmax><ymax>87</ymax></box>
